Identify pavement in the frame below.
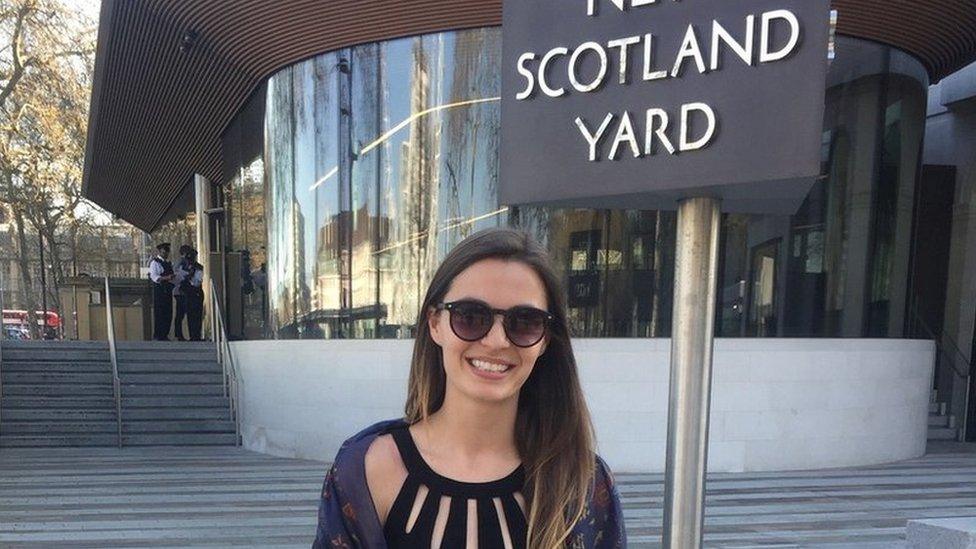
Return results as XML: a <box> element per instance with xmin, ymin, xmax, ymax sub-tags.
<box><xmin>1</xmin><ymin>444</ymin><xmax>975</xmax><ymax>547</ymax></box>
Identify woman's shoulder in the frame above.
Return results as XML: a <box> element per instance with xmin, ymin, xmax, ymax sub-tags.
<box><xmin>594</xmin><ymin>455</ymin><xmax>616</xmax><ymax>484</ymax></box>
<box><xmin>589</xmin><ymin>454</ymin><xmax>620</xmax><ymax>508</ymax></box>
<box><xmin>315</xmin><ymin>420</ymin><xmax>407</xmax><ymax>548</ymax></box>
<box><xmin>332</xmin><ymin>418</ymin><xmax>408</xmax><ymax>467</ymax></box>
<box><xmin>572</xmin><ymin>454</ymin><xmax>627</xmax><ymax>548</ymax></box>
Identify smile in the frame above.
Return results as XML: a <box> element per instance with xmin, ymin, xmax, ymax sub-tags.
<box><xmin>467</xmin><ymin>357</ymin><xmax>515</xmax><ymax>375</ymax></box>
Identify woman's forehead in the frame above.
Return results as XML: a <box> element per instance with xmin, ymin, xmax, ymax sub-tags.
<box><xmin>445</xmin><ymin>259</ymin><xmax>548</xmax><ymax>307</ymax></box>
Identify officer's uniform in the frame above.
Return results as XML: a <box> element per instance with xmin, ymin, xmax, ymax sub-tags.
<box><xmin>149</xmin><ymin>245</ymin><xmax>175</xmax><ymax>341</ymax></box>
<box><xmin>180</xmin><ymin>251</ymin><xmax>205</xmax><ymax>341</ymax></box>
<box><xmin>183</xmin><ymin>257</ymin><xmax>203</xmax><ymax>341</ymax></box>
<box><xmin>173</xmin><ymin>257</ymin><xmax>190</xmax><ymax>341</ymax></box>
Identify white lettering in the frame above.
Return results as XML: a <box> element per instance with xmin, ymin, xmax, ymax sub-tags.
<box><xmin>608</xmin><ymin>111</ymin><xmax>641</xmax><ymax>160</ymax></box>
<box><xmin>671</xmin><ymin>25</ymin><xmax>707</xmax><ymax>78</ymax></box>
<box><xmin>576</xmin><ymin>113</ymin><xmax>616</xmax><ymax>161</ymax></box>
<box><xmin>539</xmin><ymin>47</ymin><xmax>569</xmax><ymax>97</ymax></box>
<box><xmin>569</xmin><ymin>42</ymin><xmax>609</xmax><ymax>93</ymax></box>
<box><xmin>645</xmin><ymin>108</ymin><xmax>676</xmax><ymax>155</ymax></box>
<box><xmin>711</xmin><ymin>16</ymin><xmax>754</xmax><ymax>71</ymax></box>
<box><xmin>608</xmin><ymin>35</ymin><xmax>641</xmax><ymax>84</ymax></box>
<box><xmin>516</xmin><ymin>53</ymin><xmax>537</xmax><ymax>100</ymax></box>
<box><xmin>642</xmin><ymin>34</ymin><xmax>668</xmax><ymax>81</ymax></box>
<box><xmin>760</xmin><ymin>10</ymin><xmax>801</xmax><ymax>63</ymax></box>
<box><xmin>680</xmin><ymin>102</ymin><xmax>717</xmax><ymax>151</ymax></box>
<box><xmin>588</xmin><ymin>0</ymin><xmax>665</xmax><ymax>15</ymax></box>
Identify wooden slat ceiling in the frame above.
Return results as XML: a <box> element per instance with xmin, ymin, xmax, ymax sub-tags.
<box><xmin>82</xmin><ymin>0</ymin><xmax>976</xmax><ymax>232</ymax></box>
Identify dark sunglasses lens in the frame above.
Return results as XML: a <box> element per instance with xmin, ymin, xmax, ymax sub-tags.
<box><xmin>506</xmin><ymin>308</ymin><xmax>548</xmax><ymax>347</ymax></box>
<box><xmin>450</xmin><ymin>302</ymin><xmax>493</xmax><ymax>341</ymax></box>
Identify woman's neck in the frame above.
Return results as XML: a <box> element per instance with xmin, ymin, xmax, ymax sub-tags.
<box><xmin>415</xmin><ymin>392</ymin><xmax>521</xmax><ymax>474</ymax></box>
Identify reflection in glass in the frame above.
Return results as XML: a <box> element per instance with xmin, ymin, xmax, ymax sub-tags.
<box><xmin>239</xmin><ymin>31</ymin><xmax>930</xmax><ymax>340</ymax></box>
<box><xmin>264</xmin><ymin>29</ymin><xmax>504</xmax><ymax>339</ymax></box>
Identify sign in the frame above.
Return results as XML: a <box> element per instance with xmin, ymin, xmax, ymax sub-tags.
<box><xmin>500</xmin><ymin>0</ymin><xmax>832</xmax><ymax>213</ymax></box>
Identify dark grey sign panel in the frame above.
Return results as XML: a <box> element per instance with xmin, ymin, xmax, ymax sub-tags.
<box><xmin>500</xmin><ymin>0</ymin><xmax>831</xmax><ymax>214</ymax></box>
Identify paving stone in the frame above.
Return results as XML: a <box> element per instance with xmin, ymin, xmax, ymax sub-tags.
<box><xmin>0</xmin><ymin>445</ymin><xmax>974</xmax><ymax>546</ymax></box>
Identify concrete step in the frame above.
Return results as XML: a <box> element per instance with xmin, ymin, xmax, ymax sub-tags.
<box><xmin>121</xmin><ymin>384</ymin><xmax>224</xmax><ymax>396</ymax></box>
<box><xmin>2</xmin><ymin>409</ymin><xmax>117</xmax><ymax>422</ymax></box>
<box><xmin>927</xmin><ymin>427</ymin><xmax>959</xmax><ymax>441</ymax></box>
<box><xmin>1</xmin><ymin>384</ymin><xmax>114</xmax><ymax>397</ymax></box>
<box><xmin>117</xmin><ymin>361</ymin><xmax>222</xmax><ymax>373</ymax></box>
<box><xmin>118</xmin><ymin>346</ymin><xmax>216</xmax><ymax>356</ymax></box>
<box><xmin>117</xmin><ymin>354</ymin><xmax>219</xmax><ymax>364</ymax></box>
<box><xmin>0</xmin><ymin>434</ymin><xmax>119</xmax><ymax>447</ymax></box>
<box><xmin>123</xmin><ymin>420</ymin><xmax>236</xmax><ymax>433</ymax></box>
<box><xmin>116</xmin><ymin>341</ymin><xmax>214</xmax><ymax>351</ymax></box>
<box><xmin>118</xmin><ymin>373</ymin><xmax>223</xmax><ymax>384</ymax></box>
<box><xmin>3</xmin><ymin>340</ymin><xmax>108</xmax><ymax>350</ymax></box>
<box><xmin>122</xmin><ymin>396</ymin><xmax>230</xmax><ymax>408</ymax></box>
<box><xmin>2</xmin><ymin>371</ymin><xmax>113</xmax><ymax>385</ymax></box>
<box><xmin>0</xmin><ymin>361</ymin><xmax>112</xmax><ymax>373</ymax></box>
<box><xmin>1</xmin><ymin>349</ymin><xmax>108</xmax><ymax>361</ymax></box>
<box><xmin>122</xmin><ymin>407</ymin><xmax>232</xmax><ymax>420</ymax></box>
<box><xmin>116</xmin><ymin>344</ymin><xmax>217</xmax><ymax>357</ymax></box>
<box><xmin>116</xmin><ymin>351</ymin><xmax>217</xmax><ymax>363</ymax></box>
<box><xmin>1</xmin><ymin>421</ymin><xmax>118</xmax><ymax>435</ymax></box>
<box><xmin>928</xmin><ymin>401</ymin><xmax>948</xmax><ymax>414</ymax></box>
<box><xmin>121</xmin><ymin>432</ymin><xmax>238</xmax><ymax>446</ymax></box>
<box><xmin>0</xmin><ymin>396</ymin><xmax>116</xmax><ymax>409</ymax></box>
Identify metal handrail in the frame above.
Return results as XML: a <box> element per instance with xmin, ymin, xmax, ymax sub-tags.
<box><xmin>910</xmin><ymin>309</ymin><xmax>973</xmax><ymax>379</ymax></box>
<box><xmin>209</xmin><ymin>279</ymin><xmax>241</xmax><ymax>445</ymax></box>
<box><xmin>910</xmin><ymin>307</ymin><xmax>973</xmax><ymax>442</ymax></box>
<box><xmin>104</xmin><ymin>277</ymin><xmax>123</xmax><ymax>449</ymax></box>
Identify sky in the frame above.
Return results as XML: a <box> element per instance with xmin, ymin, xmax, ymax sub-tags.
<box><xmin>64</xmin><ymin>0</ymin><xmax>100</xmax><ymax>23</ymax></box>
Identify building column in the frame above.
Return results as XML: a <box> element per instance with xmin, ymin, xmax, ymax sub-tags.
<box><xmin>195</xmin><ymin>174</ymin><xmax>213</xmax><ymax>339</ymax></box>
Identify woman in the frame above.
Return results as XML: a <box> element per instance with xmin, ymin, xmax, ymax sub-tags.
<box><xmin>313</xmin><ymin>228</ymin><xmax>625</xmax><ymax>548</ymax></box>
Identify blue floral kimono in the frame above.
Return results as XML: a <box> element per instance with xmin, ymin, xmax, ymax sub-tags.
<box><xmin>312</xmin><ymin>419</ymin><xmax>627</xmax><ymax>548</ymax></box>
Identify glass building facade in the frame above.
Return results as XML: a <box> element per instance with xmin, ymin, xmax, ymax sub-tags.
<box><xmin>222</xmin><ymin>29</ymin><xmax>930</xmax><ymax>340</ymax></box>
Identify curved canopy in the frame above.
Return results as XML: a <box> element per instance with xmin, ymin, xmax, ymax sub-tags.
<box><xmin>82</xmin><ymin>0</ymin><xmax>976</xmax><ymax>231</ymax></box>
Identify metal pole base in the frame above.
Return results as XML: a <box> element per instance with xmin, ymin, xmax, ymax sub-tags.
<box><xmin>663</xmin><ymin>197</ymin><xmax>722</xmax><ymax>548</ymax></box>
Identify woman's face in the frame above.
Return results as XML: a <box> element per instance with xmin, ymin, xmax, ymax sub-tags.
<box><xmin>428</xmin><ymin>258</ymin><xmax>549</xmax><ymax>406</ymax></box>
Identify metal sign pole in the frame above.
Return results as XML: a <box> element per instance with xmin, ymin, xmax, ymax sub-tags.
<box><xmin>663</xmin><ymin>196</ymin><xmax>722</xmax><ymax>548</ymax></box>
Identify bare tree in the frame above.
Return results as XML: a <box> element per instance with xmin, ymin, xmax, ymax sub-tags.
<box><xmin>0</xmin><ymin>0</ymin><xmax>95</xmax><ymax>336</ymax></box>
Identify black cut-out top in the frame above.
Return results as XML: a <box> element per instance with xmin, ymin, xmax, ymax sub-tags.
<box><xmin>383</xmin><ymin>425</ymin><xmax>528</xmax><ymax>549</ymax></box>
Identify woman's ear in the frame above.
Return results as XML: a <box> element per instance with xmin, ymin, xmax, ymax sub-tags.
<box><xmin>427</xmin><ymin>306</ymin><xmax>444</xmax><ymax>346</ymax></box>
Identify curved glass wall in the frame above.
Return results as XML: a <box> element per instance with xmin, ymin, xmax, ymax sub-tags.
<box><xmin>260</xmin><ymin>29</ymin><xmax>503</xmax><ymax>339</ymax></box>
<box><xmin>235</xmin><ymin>30</ymin><xmax>929</xmax><ymax>339</ymax></box>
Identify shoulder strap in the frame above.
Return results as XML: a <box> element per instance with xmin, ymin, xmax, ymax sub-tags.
<box><xmin>389</xmin><ymin>426</ymin><xmax>425</xmax><ymax>475</ymax></box>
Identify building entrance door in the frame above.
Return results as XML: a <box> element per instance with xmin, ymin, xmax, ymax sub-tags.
<box><xmin>746</xmin><ymin>238</ymin><xmax>780</xmax><ymax>337</ymax></box>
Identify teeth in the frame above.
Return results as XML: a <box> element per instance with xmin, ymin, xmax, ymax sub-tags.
<box><xmin>470</xmin><ymin>359</ymin><xmax>512</xmax><ymax>373</ymax></box>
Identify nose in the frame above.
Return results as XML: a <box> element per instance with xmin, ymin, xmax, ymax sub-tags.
<box><xmin>480</xmin><ymin>313</ymin><xmax>511</xmax><ymax>348</ymax></box>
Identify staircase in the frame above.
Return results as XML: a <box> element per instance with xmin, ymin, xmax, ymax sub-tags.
<box><xmin>0</xmin><ymin>341</ymin><xmax>117</xmax><ymax>447</ymax></box>
<box><xmin>118</xmin><ymin>341</ymin><xmax>237</xmax><ymax>446</ymax></box>
<box><xmin>928</xmin><ymin>389</ymin><xmax>959</xmax><ymax>441</ymax></box>
<box><xmin>1</xmin><ymin>340</ymin><xmax>238</xmax><ymax>448</ymax></box>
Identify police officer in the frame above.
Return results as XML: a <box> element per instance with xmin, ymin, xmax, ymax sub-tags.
<box><xmin>182</xmin><ymin>248</ymin><xmax>205</xmax><ymax>341</ymax></box>
<box><xmin>148</xmin><ymin>242</ymin><xmax>175</xmax><ymax>341</ymax></box>
<box><xmin>172</xmin><ymin>244</ymin><xmax>193</xmax><ymax>341</ymax></box>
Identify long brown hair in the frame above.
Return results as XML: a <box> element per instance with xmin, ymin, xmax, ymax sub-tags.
<box><xmin>404</xmin><ymin>227</ymin><xmax>596</xmax><ymax>548</ymax></box>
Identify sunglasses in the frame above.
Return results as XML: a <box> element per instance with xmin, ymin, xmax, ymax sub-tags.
<box><xmin>435</xmin><ymin>300</ymin><xmax>554</xmax><ymax>348</ymax></box>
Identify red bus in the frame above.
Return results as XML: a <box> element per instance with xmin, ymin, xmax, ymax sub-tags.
<box><xmin>2</xmin><ymin>310</ymin><xmax>61</xmax><ymax>339</ymax></box>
